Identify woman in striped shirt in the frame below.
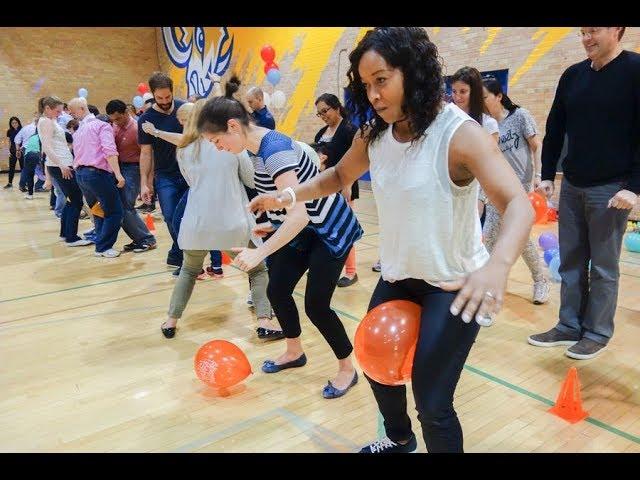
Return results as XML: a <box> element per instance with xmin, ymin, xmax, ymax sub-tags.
<box><xmin>197</xmin><ymin>86</ymin><xmax>364</xmax><ymax>399</ymax></box>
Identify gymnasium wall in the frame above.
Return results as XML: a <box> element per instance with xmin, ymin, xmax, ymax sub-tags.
<box><xmin>0</xmin><ymin>27</ymin><xmax>159</xmax><ymax>169</ymax></box>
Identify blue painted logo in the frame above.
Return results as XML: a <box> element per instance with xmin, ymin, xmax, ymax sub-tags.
<box><xmin>162</xmin><ymin>27</ymin><xmax>234</xmax><ymax>98</ymax></box>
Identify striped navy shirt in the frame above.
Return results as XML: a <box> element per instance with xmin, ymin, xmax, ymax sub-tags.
<box><xmin>249</xmin><ymin>130</ymin><xmax>363</xmax><ymax>258</ymax></box>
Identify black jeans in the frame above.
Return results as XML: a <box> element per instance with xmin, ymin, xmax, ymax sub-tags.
<box><xmin>47</xmin><ymin>166</ymin><xmax>84</xmax><ymax>243</ymax></box>
<box><xmin>266</xmin><ymin>228</ymin><xmax>352</xmax><ymax>359</ymax></box>
<box><xmin>366</xmin><ymin>277</ymin><xmax>481</xmax><ymax>453</ymax></box>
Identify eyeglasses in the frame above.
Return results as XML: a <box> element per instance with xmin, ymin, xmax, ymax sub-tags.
<box><xmin>579</xmin><ymin>27</ymin><xmax>605</xmax><ymax>39</ymax></box>
<box><xmin>316</xmin><ymin>107</ymin><xmax>332</xmax><ymax>117</ymax></box>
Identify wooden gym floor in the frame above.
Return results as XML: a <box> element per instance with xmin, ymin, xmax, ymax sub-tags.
<box><xmin>1</xmin><ymin>181</ymin><xmax>639</xmax><ymax>452</ymax></box>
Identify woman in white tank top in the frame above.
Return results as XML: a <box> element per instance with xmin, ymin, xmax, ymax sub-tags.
<box><xmin>249</xmin><ymin>27</ymin><xmax>535</xmax><ymax>453</ymax></box>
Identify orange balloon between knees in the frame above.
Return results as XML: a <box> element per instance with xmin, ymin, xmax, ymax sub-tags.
<box><xmin>354</xmin><ymin>300</ymin><xmax>421</xmax><ymax>386</ymax></box>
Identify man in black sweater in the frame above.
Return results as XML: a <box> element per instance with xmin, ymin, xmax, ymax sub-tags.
<box><xmin>528</xmin><ymin>27</ymin><xmax>640</xmax><ymax>360</ymax></box>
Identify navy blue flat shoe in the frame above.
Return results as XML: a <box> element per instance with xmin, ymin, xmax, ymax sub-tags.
<box><xmin>322</xmin><ymin>371</ymin><xmax>359</xmax><ymax>399</ymax></box>
<box><xmin>256</xmin><ymin>327</ymin><xmax>285</xmax><ymax>341</ymax></box>
<box><xmin>262</xmin><ymin>353</ymin><xmax>307</xmax><ymax>373</ymax></box>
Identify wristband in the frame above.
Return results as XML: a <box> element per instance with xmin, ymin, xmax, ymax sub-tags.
<box><xmin>281</xmin><ymin>187</ymin><xmax>296</xmax><ymax>209</ymax></box>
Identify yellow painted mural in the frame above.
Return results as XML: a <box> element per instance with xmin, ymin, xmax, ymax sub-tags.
<box><xmin>510</xmin><ymin>27</ymin><xmax>574</xmax><ymax>86</ymax></box>
<box><xmin>161</xmin><ymin>27</ymin><xmax>346</xmax><ymax>136</ymax></box>
<box><xmin>480</xmin><ymin>27</ymin><xmax>502</xmax><ymax>55</ymax></box>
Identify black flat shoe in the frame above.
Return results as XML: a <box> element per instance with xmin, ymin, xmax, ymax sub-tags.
<box><xmin>256</xmin><ymin>327</ymin><xmax>285</xmax><ymax>341</ymax></box>
<box><xmin>161</xmin><ymin>322</ymin><xmax>176</xmax><ymax>339</ymax></box>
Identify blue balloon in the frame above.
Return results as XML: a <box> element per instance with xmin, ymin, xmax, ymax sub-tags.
<box><xmin>624</xmin><ymin>232</ymin><xmax>640</xmax><ymax>253</ymax></box>
<box><xmin>544</xmin><ymin>248</ymin><xmax>560</xmax><ymax>266</ymax></box>
<box><xmin>538</xmin><ymin>232</ymin><xmax>559</xmax><ymax>251</ymax></box>
<box><xmin>549</xmin><ymin>255</ymin><xmax>561</xmax><ymax>283</ymax></box>
<box><xmin>266</xmin><ymin>68</ymin><xmax>281</xmax><ymax>86</ymax></box>
<box><xmin>78</xmin><ymin>87</ymin><xmax>88</xmax><ymax>98</ymax></box>
<box><xmin>133</xmin><ymin>95</ymin><xmax>144</xmax><ymax>109</ymax></box>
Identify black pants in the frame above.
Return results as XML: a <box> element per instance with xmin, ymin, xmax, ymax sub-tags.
<box><xmin>7</xmin><ymin>150</ymin><xmax>23</xmax><ymax>185</ymax></box>
<box><xmin>266</xmin><ymin>228</ymin><xmax>352</xmax><ymax>359</ymax></box>
<box><xmin>366</xmin><ymin>277</ymin><xmax>481</xmax><ymax>453</ymax></box>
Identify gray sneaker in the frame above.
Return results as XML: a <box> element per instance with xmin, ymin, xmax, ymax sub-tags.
<box><xmin>528</xmin><ymin>327</ymin><xmax>580</xmax><ymax>347</ymax></box>
<box><xmin>565</xmin><ymin>338</ymin><xmax>606</xmax><ymax>360</ymax></box>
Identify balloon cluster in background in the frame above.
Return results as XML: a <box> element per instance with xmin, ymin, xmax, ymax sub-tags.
<box><xmin>260</xmin><ymin>45</ymin><xmax>287</xmax><ymax>109</ymax></box>
<box><xmin>78</xmin><ymin>87</ymin><xmax>88</xmax><ymax>99</ymax></box>
<box><xmin>132</xmin><ymin>83</ymin><xmax>149</xmax><ymax>110</ymax></box>
<box><xmin>624</xmin><ymin>220</ymin><xmax>640</xmax><ymax>252</ymax></box>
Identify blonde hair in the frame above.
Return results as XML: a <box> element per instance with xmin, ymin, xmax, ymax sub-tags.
<box><xmin>38</xmin><ymin>96</ymin><xmax>64</xmax><ymax>114</ymax></box>
<box><xmin>179</xmin><ymin>99</ymin><xmax>207</xmax><ymax>149</ymax></box>
<box><xmin>176</xmin><ymin>102</ymin><xmax>194</xmax><ymax>126</ymax></box>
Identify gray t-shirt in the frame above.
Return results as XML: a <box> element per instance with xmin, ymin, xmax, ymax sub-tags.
<box><xmin>497</xmin><ymin>108</ymin><xmax>537</xmax><ymax>185</ymax></box>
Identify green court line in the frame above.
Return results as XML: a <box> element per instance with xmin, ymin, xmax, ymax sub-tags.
<box><xmin>0</xmin><ymin>270</ymin><xmax>171</xmax><ymax>304</ymax></box>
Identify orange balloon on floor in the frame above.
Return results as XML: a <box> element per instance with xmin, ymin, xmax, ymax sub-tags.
<box><xmin>354</xmin><ymin>300</ymin><xmax>421</xmax><ymax>386</ymax></box>
<box><xmin>194</xmin><ymin>340</ymin><xmax>252</xmax><ymax>389</ymax></box>
<box><xmin>528</xmin><ymin>192</ymin><xmax>548</xmax><ymax>224</ymax></box>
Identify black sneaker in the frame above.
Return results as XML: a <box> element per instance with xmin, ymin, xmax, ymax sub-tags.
<box><xmin>337</xmin><ymin>274</ymin><xmax>358</xmax><ymax>288</ymax></box>
<box><xmin>359</xmin><ymin>435</ymin><xmax>417</xmax><ymax>454</ymax></box>
<box><xmin>167</xmin><ymin>257</ymin><xmax>182</xmax><ymax>267</ymax></box>
<box><xmin>527</xmin><ymin>327</ymin><xmax>581</xmax><ymax>347</ymax></box>
<box><xmin>565</xmin><ymin>338</ymin><xmax>606</xmax><ymax>360</ymax></box>
<box><xmin>19</xmin><ymin>186</ymin><xmax>27</xmax><ymax>192</ymax></box>
<box><xmin>123</xmin><ymin>241</ymin><xmax>141</xmax><ymax>252</ymax></box>
<box><xmin>133</xmin><ymin>242</ymin><xmax>157</xmax><ymax>253</ymax></box>
<box><xmin>3</xmin><ymin>183</ymin><xmax>12</xmax><ymax>189</ymax></box>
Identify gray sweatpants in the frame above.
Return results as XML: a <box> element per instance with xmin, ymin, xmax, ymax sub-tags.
<box><xmin>168</xmin><ymin>241</ymin><xmax>271</xmax><ymax>320</ymax></box>
<box><xmin>555</xmin><ymin>178</ymin><xmax>630</xmax><ymax>344</ymax></box>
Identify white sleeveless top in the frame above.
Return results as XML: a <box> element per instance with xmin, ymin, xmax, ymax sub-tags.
<box><xmin>368</xmin><ymin>103</ymin><xmax>489</xmax><ymax>284</ymax></box>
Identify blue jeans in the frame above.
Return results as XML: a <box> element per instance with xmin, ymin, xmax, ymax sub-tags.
<box><xmin>47</xmin><ymin>166</ymin><xmax>84</xmax><ymax>243</ymax></box>
<box><xmin>119</xmin><ymin>163</ymin><xmax>156</xmax><ymax>245</ymax></box>
<box><xmin>50</xmin><ymin>175</ymin><xmax>66</xmax><ymax>218</ymax></box>
<box><xmin>172</xmin><ymin>188</ymin><xmax>221</xmax><ymax>268</ymax></box>
<box><xmin>23</xmin><ymin>152</ymin><xmax>40</xmax><ymax>195</ymax></box>
<box><xmin>154</xmin><ymin>171</ymin><xmax>189</xmax><ymax>263</ymax></box>
<box><xmin>75</xmin><ymin>166</ymin><xmax>124</xmax><ymax>253</ymax></box>
<box><xmin>366</xmin><ymin>277</ymin><xmax>481</xmax><ymax>453</ymax></box>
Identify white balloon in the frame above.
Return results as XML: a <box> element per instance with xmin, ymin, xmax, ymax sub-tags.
<box><xmin>272</xmin><ymin>90</ymin><xmax>286</xmax><ymax>109</ymax></box>
<box><xmin>262</xmin><ymin>91</ymin><xmax>271</xmax><ymax>108</ymax></box>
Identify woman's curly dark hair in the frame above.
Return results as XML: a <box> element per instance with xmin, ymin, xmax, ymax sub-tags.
<box><xmin>346</xmin><ymin>27</ymin><xmax>443</xmax><ymax>145</ymax></box>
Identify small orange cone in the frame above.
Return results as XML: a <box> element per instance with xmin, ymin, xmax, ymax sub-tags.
<box><xmin>145</xmin><ymin>213</ymin><xmax>156</xmax><ymax>235</ymax></box>
<box><xmin>548</xmin><ymin>367</ymin><xmax>589</xmax><ymax>423</ymax></box>
<box><xmin>221</xmin><ymin>252</ymin><xmax>232</xmax><ymax>265</ymax></box>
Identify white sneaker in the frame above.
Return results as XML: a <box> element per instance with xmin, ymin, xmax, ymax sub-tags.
<box><xmin>59</xmin><ymin>236</ymin><xmax>67</xmax><ymax>242</ymax></box>
<box><xmin>67</xmin><ymin>239</ymin><xmax>93</xmax><ymax>247</ymax></box>
<box><xmin>95</xmin><ymin>248</ymin><xmax>121</xmax><ymax>258</ymax></box>
<box><xmin>24</xmin><ymin>194</ymin><xmax>34</xmax><ymax>200</ymax></box>
<box><xmin>533</xmin><ymin>279</ymin><xmax>550</xmax><ymax>305</ymax></box>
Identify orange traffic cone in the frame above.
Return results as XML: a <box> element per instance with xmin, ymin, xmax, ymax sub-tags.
<box><xmin>221</xmin><ymin>252</ymin><xmax>232</xmax><ymax>265</ymax></box>
<box><xmin>145</xmin><ymin>213</ymin><xmax>156</xmax><ymax>235</ymax></box>
<box><xmin>548</xmin><ymin>367</ymin><xmax>589</xmax><ymax>423</ymax></box>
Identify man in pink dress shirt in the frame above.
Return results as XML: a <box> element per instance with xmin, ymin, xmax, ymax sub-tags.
<box><xmin>68</xmin><ymin>97</ymin><xmax>125</xmax><ymax>258</ymax></box>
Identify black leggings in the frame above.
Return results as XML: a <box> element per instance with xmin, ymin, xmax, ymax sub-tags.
<box><xmin>7</xmin><ymin>149</ymin><xmax>23</xmax><ymax>185</ymax></box>
<box><xmin>266</xmin><ymin>228</ymin><xmax>352</xmax><ymax>359</ymax></box>
<box><xmin>366</xmin><ymin>277</ymin><xmax>481</xmax><ymax>453</ymax></box>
